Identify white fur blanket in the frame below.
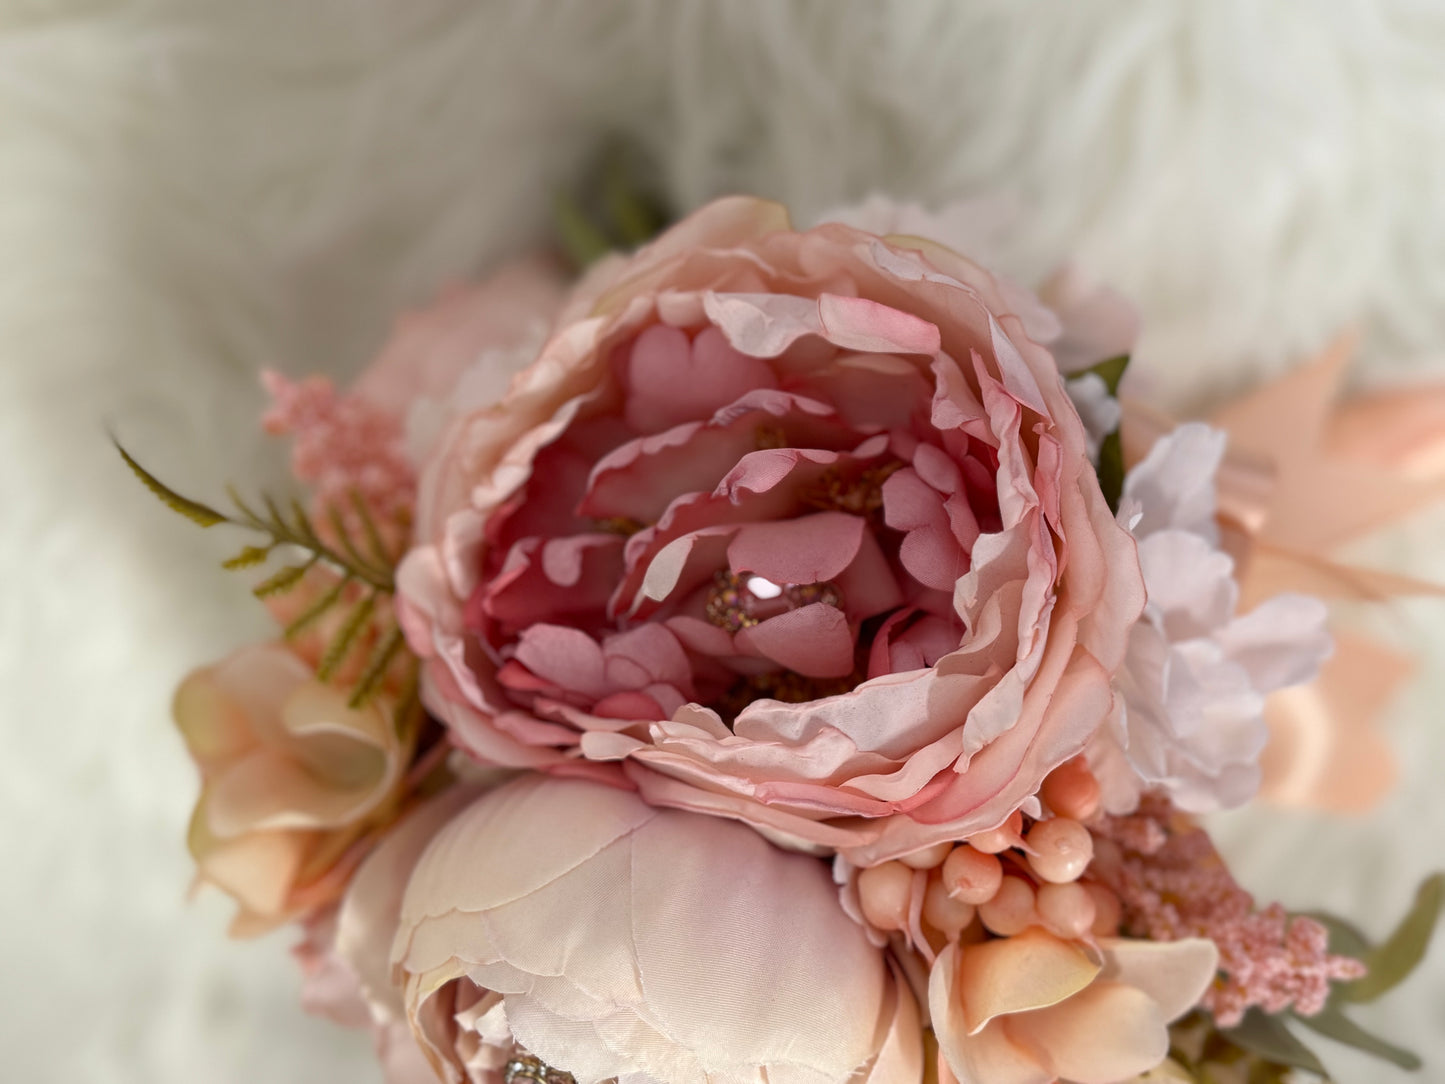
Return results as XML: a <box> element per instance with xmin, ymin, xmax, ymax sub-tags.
<box><xmin>3</xmin><ymin>3</ymin><xmax>1442</xmax><ymax>1081</ymax></box>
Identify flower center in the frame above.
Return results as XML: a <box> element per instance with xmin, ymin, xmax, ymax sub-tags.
<box><xmin>504</xmin><ymin>1052</ymin><xmax>586</xmax><ymax>1084</ymax></box>
<box><xmin>703</xmin><ymin>569</ymin><xmax>844</xmax><ymax>632</ymax></box>
<box><xmin>799</xmin><ymin>461</ymin><xmax>903</xmax><ymax>522</ymax></box>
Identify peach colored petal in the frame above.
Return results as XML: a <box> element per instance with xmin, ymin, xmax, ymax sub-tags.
<box><xmin>1008</xmin><ymin>981</ymin><xmax>1169</xmax><ymax>1084</ymax></box>
<box><xmin>1095</xmin><ymin>937</ymin><xmax>1219</xmax><ymax>1022</ymax></box>
<box><xmin>950</xmin><ymin>929</ymin><xmax>1101</xmax><ymax>1034</ymax></box>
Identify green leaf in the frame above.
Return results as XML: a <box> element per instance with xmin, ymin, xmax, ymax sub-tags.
<box><xmin>226</xmin><ymin>484</ymin><xmax>392</xmax><ymax>593</ymax></box>
<box><xmin>1082</xmin><ymin>353</ymin><xmax>1130</xmax><ymax>396</ymax></box>
<box><xmin>602</xmin><ymin>148</ymin><xmax>663</xmax><ymax>247</ymax></box>
<box><xmin>1302</xmin><ymin>911</ymin><xmax>1374</xmax><ymax>962</ymax></box>
<box><xmin>251</xmin><ymin>562</ymin><xmax>313</xmax><ymax>598</ymax></box>
<box><xmin>1098</xmin><ymin>429</ymin><xmax>1126</xmax><ymax>513</ymax></box>
<box><xmin>115</xmin><ymin>441</ymin><xmax>228</xmax><ymax>527</ymax></box>
<box><xmin>347</xmin><ymin>624</ymin><xmax>407</xmax><ymax>708</ymax></box>
<box><xmin>349</xmin><ymin>490</ymin><xmax>394</xmax><ymax>567</ymax></box>
<box><xmin>554</xmin><ymin>191</ymin><xmax>613</xmax><ymax>271</ymax></box>
<box><xmin>1072</xmin><ymin>354</ymin><xmax>1130</xmax><ymax>512</ymax></box>
<box><xmin>1221</xmin><ymin>1009</ymin><xmax>1329</xmax><ymax>1078</ymax></box>
<box><xmin>1294</xmin><ymin>1006</ymin><xmax>1420</xmax><ymax>1070</ymax></box>
<box><xmin>221</xmin><ymin>544</ymin><xmax>273</xmax><ymax>570</ymax></box>
<box><xmin>325</xmin><ymin>500</ymin><xmax>388</xmax><ymax>583</ymax></box>
<box><xmin>1338</xmin><ymin>872</ymin><xmax>1444</xmax><ymax>1003</ymax></box>
<box><xmin>318</xmin><ymin>593</ymin><xmax>376</xmax><ymax>681</ymax></box>
<box><xmin>283</xmin><ymin>573</ymin><xmax>352</xmax><ymax>637</ymax></box>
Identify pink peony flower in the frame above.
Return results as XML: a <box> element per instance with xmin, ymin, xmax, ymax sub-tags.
<box><xmin>173</xmin><ymin>642</ymin><xmax>412</xmax><ymax>934</ymax></box>
<box><xmin>393</xmin><ymin>775</ymin><xmax>922</xmax><ymax>1084</ymax></box>
<box><xmin>929</xmin><ymin>927</ymin><xmax>1217</xmax><ymax>1084</ymax></box>
<box><xmin>1088</xmin><ymin>424</ymin><xmax>1332</xmax><ymax>814</ymax></box>
<box><xmin>397</xmin><ymin>197</ymin><xmax>1146</xmax><ymax>864</ymax></box>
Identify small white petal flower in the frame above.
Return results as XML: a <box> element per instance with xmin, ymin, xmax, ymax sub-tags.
<box><xmin>1093</xmin><ymin>423</ymin><xmax>1333</xmax><ymax>813</ymax></box>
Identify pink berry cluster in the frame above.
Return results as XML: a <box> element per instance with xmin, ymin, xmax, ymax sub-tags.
<box><xmin>1094</xmin><ymin>796</ymin><xmax>1366</xmax><ymax>1026</ymax></box>
<box><xmin>261</xmin><ymin>371</ymin><xmax>415</xmax><ymax>547</ymax></box>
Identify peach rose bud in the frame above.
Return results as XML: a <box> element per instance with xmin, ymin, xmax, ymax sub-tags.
<box><xmin>174</xmin><ymin>642</ymin><xmax>408</xmax><ymax>934</ymax></box>
<box><xmin>929</xmin><ymin>927</ymin><xmax>1217</xmax><ymax>1084</ymax></box>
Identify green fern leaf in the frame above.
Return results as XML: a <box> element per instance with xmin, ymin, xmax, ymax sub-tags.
<box><xmin>252</xmin><ymin>561</ymin><xmax>314</xmax><ymax>598</ymax></box>
<box><xmin>283</xmin><ymin>573</ymin><xmax>353</xmax><ymax>637</ymax></box>
<box><xmin>222</xmin><ymin>544</ymin><xmax>273</xmax><ymax>570</ymax></box>
<box><xmin>349</xmin><ymin>490</ymin><xmax>394</xmax><ymax>567</ymax></box>
<box><xmin>225</xmin><ymin>484</ymin><xmax>266</xmax><ymax>527</ymax></box>
<box><xmin>325</xmin><ymin>501</ymin><xmax>388</xmax><ymax>583</ymax></box>
<box><xmin>115</xmin><ymin>441</ymin><xmax>228</xmax><ymax>527</ymax></box>
<box><xmin>347</xmin><ymin>624</ymin><xmax>407</xmax><ymax>708</ymax></box>
<box><xmin>318</xmin><ymin>593</ymin><xmax>376</xmax><ymax>681</ymax></box>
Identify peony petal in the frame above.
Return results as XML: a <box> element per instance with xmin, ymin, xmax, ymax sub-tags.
<box><xmin>336</xmin><ymin>787</ymin><xmax>483</xmax><ymax>1020</ymax></box>
<box><xmin>624</xmin><ymin>323</ymin><xmax>780</xmax><ymax>433</ymax></box>
<box><xmin>511</xmin><ymin>624</ymin><xmax>611</xmax><ymax>701</ymax></box>
<box><xmin>735</xmin><ymin>603</ymin><xmax>855</xmax><ymax>679</ymax></box>
<box><xmin>728</xmin><ymin>511</ymin><xmax>867</xmax><ymax>586</ymax></box>
<box><xmin>397</xmin><ymin>777</ymin><xmax>906</xmax><ymax>1084</ymax></box>
<box><xmin>704</xmin><ymin>291</ymin><xmax>940</xmax><ymax>359</ymax></box>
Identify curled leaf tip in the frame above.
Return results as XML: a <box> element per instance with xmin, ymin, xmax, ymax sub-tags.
<box><xmin>114</xmin><ymin>439</ymin><xmax>228</xmax><ymax>527</ymax></box>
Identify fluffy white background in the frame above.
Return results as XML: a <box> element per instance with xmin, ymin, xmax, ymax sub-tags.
<box><xmin>3</xmin><ymin>2</ymin><xmax>1444</xmax><ymax>1081</ymax></box>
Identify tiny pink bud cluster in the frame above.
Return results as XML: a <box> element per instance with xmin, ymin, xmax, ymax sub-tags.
<box><xmin>1096</xmin><ymin>795</ymin><xmax>1367</xmax><ymax>1027</ymax></box>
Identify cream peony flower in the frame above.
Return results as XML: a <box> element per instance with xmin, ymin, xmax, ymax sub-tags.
<box><xmin>1090</xmin><ymin>424</ymin><xmax>1332</xmax><ymax>814</ymax></box>
<box><xmin>174</xmin><ymin>642</ymin><xmax>409</xmax><ymax>933</ymax></box>
<box><xmin>393</xmin><ymin>775</ymin><xmax>922</xmax><ymax>1084</ymax></box>
<box><xmin>929</xmin><ymin>928</ymin><xmax>1217</xmax><ymax>1084</ymax></box>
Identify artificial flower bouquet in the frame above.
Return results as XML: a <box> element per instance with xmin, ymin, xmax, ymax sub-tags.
<box><xmin>125</xmin><ymin>195</ymin><xmax>1442</xmax><ymax>1084</ymax></box>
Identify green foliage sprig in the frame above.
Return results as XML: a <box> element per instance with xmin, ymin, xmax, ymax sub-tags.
<box><xmin>117</xmin><ymin>440</ymin><xmax>408</xmax><ymax>709</ymax></box>
<box><xmin>554</xmin><ymin>142</ymin><xmax>671</xmax><ymax>271</ymax></box>
<box><xmin>1077</xmin><ymin>353</ymin><xmax>1130</xmax><ymax>514</ymax></box>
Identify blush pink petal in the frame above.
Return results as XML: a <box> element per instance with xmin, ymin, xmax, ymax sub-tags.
<box><xmin>704</xmin><ymin>291</ymin><xmax>942</xmax><ymax>359</ymax></box>
<box><xmin>395</xmin><ymin>777</ymin><xmax>919</xmax><ymax>1084</ymax></box>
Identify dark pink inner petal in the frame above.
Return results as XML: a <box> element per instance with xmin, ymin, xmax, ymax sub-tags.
<box><xmin>623</xmin><ymin>324</ymin><xmax>780</xmax><ymax>432</ymax></box>
<box><xmin>460</xmin><ymin>308</ymin><xmax>1035</xmax><ymax>732</ymax></box>
<box><xmin>726</xmin><ymin>512</ymin><xmax>866</xmax><ymax>587</ymax></box>
<box><xmin>466</xmin><ymin>534</ymin><xmax>623</xmax><ymax>644</ymax></box>
<box><xmin>734</xmin><ymin>603</ymin><xmax>855</xmax><ymax>679</ymax></box>
<box><xmin>613</xmin><ymin>442</ymin><xmax>889</xmax><ymax>618</ymax></box>
<box><xmin>579</xmin><ymin>390</ymin><xmax>853</xmax><ymax>524</ymax></box>
<box><xmin>868</xmin><ymin>609</ymin><xmax>962</xmax><ymax>678</ymax></box>
<box><xmin>510</xmin><ymin>623</ymin><xmax>611</xmax><ymax>702</ymax></box>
